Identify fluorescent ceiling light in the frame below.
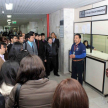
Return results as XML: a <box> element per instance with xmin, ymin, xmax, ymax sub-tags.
<box><xmin>7</xmin><ymin>15</ymin><xmax>12</xmax><ymax>18</ymax></box>
<box><xmin>7</xmin><ymin>19</ymin><xmax>11</xmax><ymax>22</ymax></box>
<box><xmin>5</xmin><ymin>3</ymin><xmax>13</xmax><ymax>10</ymax></box>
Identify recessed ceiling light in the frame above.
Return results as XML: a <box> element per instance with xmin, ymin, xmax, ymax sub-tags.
<box><xmin>7</xmin><ymin>15</ymin><xmax>12</xmax><ymax>18</ymax></box>
<box><xmin>5</xmin><ymin>3</ymin><xmax>13</xmax><ymax>10</ymax></box>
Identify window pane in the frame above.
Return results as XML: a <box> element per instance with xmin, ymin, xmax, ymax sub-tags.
<box><xmin>93</xmin><ymin>35</ymin><xmax>106</xmax><ymax>53</ymax></box>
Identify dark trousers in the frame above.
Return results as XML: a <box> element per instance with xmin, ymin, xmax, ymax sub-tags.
<box><xmin>71</xmin><ymin>60</ymin><xmax>84</xmax><ymax>85</ymax></box>
<box><xmin>46</xmin><ymin>57</ymin><xmax>58</xmax><ymax>76</ymax></box>
<box><xmin>56</xmin><ymin>54</ymin><xmax>59</xmax><ymax>72</ymax></box>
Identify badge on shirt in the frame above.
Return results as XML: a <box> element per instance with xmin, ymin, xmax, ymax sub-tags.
<box><xmin>76</xmin><ymin>47</ymin><xmax>79</xmax><ymax>51</ymax></box>
<box><xmin>73</xmin><ymin>51</ymin><xmax>75</xmax><ymax>55</ymax></box>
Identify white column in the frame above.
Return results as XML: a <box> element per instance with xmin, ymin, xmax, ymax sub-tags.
<box><xmin>63</xmin><ymin>8</ymin><xmax>74</xmax><ymax>74</ymax></box>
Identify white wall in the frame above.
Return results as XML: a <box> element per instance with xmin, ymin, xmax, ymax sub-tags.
<box><xmin>28</xmin><ymin>22</ymin><xmax>38</xmax><ymax>33</ymax></box>
<box><xmin>20</xmin><ymin>24</ymin><xmax>29</xmax><ymax>34</ymax></box>
<box><xmin>0</xmin><ymin>26</ymin><xmax>3</xmax><ymax>32</ymax></box>
<box><xmin>74</xmin><ymin>5</ymin><xmax>92</xmax><ymax>22</ymax></box>
<box><xmin>49</xmin><ymin>9</ymin><xmax>64</xmax><ymax>38</ymax></box>
<box><xmin>37</xmin><ymin>17</ymin><xmax>47</xmax><ymax>36</ymax></box>
<box><xmin>20</xmin><ymin>18</ymin><xmax>47</xmax><ymax>35</ymax></box>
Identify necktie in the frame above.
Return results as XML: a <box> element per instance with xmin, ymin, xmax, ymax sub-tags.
<box><xmin>38</xmin><ymin>41</ymin><xmax>39</xmax><ymax>49</ymax></box>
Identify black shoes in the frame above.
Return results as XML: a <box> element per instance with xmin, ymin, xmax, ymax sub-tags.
<box><xmin>54</xmin><ymin>74</ymin><xmax>60</xmax><ymax>76</ymax></box>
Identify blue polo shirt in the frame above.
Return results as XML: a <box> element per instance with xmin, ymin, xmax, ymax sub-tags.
<box><xmin>69</xmin><ymin>42</ymin><xmax>86</xmax><ymax>60</ymax></box>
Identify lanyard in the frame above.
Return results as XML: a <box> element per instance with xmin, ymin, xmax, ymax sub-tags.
<box><xmin>74</xmin><ymin>45</ymin><xmax>78</xmax><ymax>51</ymax></box>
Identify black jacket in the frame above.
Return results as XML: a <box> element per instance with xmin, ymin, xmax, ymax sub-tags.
<box><xmin>53</xmin><ymin>38</ymin><xmax>59</xmax><ymax>48</ymax></box>
<box><xmin>0</xmin><ymin>93</ymin><xmax>5</xmax><ymax>108</ymax></box>
<box><xmin>41</xmin><ymin>40</ymin><xmax>47</xmax><ymax>46</ymax></box>
<box><xmin>7</xmin><ymin>44</ymin><xmax>12</xmax><ymax>53</ymax></box>
<box><xmin>45</xmin><ymin>43</ymin><xmax>58</xmax><ymax>59</ymax></box>
<box><xmin>35</xmin><ymin>40</ymin><xmax>45</xmax><ymax>60</ymax></box>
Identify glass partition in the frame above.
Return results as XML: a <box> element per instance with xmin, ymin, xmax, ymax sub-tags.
<box><xmin>93</xmin><ymin>35</ymin><xmax>108</xmax><ymax>53</ymax></box>
<box><xmin>81</xmin><ymin>34</ymin><xmax>91</xmax><ymax>47</ymax></box>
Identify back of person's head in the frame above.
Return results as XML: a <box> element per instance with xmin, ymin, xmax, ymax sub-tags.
<box><xmin>52</xmin><ymin>78</ymin><xmax>89</xmax><ymax>108</ymax></box>
<box><xmin>0</xmin><ymin>61</ymin><xmax>19</xmax><ymax>86</ymax></box>
<box><xmin>16</xmin><ymin>55</ymin><xmax>46</xmax><ymax>84</ymax></box>
<box><xmin>8</xmin><ymin>42</ymin><xmax>23</xmax><ymax>60</ymax></box>
<box><xmin>2</xmin><ymin>37</ymin><xmax>8</xmax><ymax>44</ymax></box>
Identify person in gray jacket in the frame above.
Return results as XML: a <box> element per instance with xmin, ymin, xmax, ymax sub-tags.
<box><xmin>23</xmin><ymin>33</ymin><xmax>38</xmax><ymax>55</ymax></box>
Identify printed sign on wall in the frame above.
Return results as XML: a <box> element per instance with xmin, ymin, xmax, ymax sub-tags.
<box><xmin>79</xmin><ymin>5</ymin><xmax>107</xmax><ymax>18</ymax></box>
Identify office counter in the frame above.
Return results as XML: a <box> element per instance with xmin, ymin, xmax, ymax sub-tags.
<box><xmin>85</xmin><ymin>49</ymin><xmax>108</xmax><ymax>96</ymax></box>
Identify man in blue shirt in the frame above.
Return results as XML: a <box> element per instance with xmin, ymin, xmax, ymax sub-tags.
<box><xmin>70</xmin><ymin>33</ymin><xmax>86</xmax><ymax>85</ymax></box>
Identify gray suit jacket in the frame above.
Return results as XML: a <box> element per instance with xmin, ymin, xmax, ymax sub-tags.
<box><xmin>23</xmin><ymin>41</ymin><xmax>38</xmax><ymax>55</ymax></box>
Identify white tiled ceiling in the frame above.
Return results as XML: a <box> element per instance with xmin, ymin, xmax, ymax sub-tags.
<box><xmin>0</xmin><ymin>0</ymin><xmax>105</xmax><ymax>26</ymax></box>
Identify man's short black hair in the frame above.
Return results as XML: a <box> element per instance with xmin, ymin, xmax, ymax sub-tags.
<box><xmin>18</xmin><ymin>35</ymin><xmax>23</xmax><ymax>39</ymax></box>
<box><xmin>28</xmin><ymin>33</ymin><xmax>34</xmax><ymax>39</ymax></box>
<box><xmin>29</xmin><ymin>31</ymin><xmax>34</xmax><ymax>34</ymax></box>
<box><xmin>25</xmin><ymin>33</ymin><xmax>29</xmax><ymax>39</ymax></box>
<box><xmin>75</xmin><ymin>33</ymin><xmax>81</xmax><ymax>38</ymax></box>
<box><xmin>47</xmin><ymin>37</ymin><xmax>52</xmax><ymax>41</ymax></box>
<box><xmin>0</xmin><ymin>42</ymin><xmax>7</xmax><ymax>49</ymax></box>
<box><xmin>11</xmin><ymin>35</ymin><xmax>17</xmax><ymax>39</ymax></box>
<box><xmin>38</xmin><ymin>34</ymin><xmax>41</xmax><ymax>37</ymax></box>
<box><xmin>35</xmin><ymin>33</ymin><xmax>38</xmax><ymax>36</ymax></box>
<box><xmin>41</xmin><ymin>33</ymin><xmax>45</xmax><ymax>36</ymax></box>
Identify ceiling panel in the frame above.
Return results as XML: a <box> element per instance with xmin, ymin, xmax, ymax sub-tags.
<box><xmin>0</xmin><ymin>0</ymin><xmax>105</xmax><ymax>26</ymax></box>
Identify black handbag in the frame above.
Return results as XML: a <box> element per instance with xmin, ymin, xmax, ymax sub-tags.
<box><xmin>0</xmin><ymin>93</ymin><xmax>5</xmax><ymax>108</ymax></box>
<box><xmin>13</xmin><ymin>84</ymin><xmax>22</xmax><ymax>108</ymax></box>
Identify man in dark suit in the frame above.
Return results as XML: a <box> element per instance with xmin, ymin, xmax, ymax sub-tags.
<box><xmin>51</xmin><ymin>32</ymin><xmax>59</xmax><ymax>72</ymax></box>
<box><xmin>41</xmin><ymin>33</ymin><xmax>47</xmax><ymax>46</ymax></box>
<box><xmin>45</xmin><ymin>37</ymin><xmax>60</xmax><ymax>77</ymax></box>
<box><xmin>23</xmin><ymin>33</ymin><xmax>38</xmax><ymax>55</ymax></box>
<box><xmin>7</xmin><ymin>35</ymin><xmax>18</xmax><ymax>53</ymax></box>
<box><xmin>36</xmin><ymin>34</ymin><xmax>45</xmax><ymax>62</ymax></box>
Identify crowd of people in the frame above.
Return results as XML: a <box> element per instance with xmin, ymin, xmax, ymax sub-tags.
<box><xmin>0</xmin><ymin>31</ymin><xmax>89</xmax><ymax>108</ymax></box>
<box><xmin>0</xmin><ymin>31</ymin><xmax>60</xmax><ymax>76</ymax></box>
